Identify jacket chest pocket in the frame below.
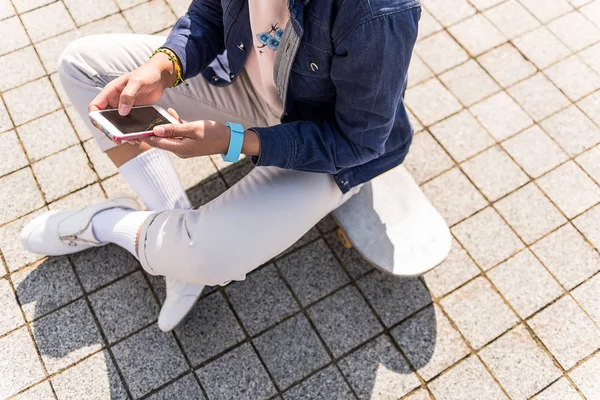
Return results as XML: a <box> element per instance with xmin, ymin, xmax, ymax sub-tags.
<box><xmin>290</xmin><ymin>42</ymin><xmax>336</xmax><ymax>99</ymax></box>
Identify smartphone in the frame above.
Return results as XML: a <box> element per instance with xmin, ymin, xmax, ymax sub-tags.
<box><xmin>88</xmin><ymin>105</ymin><xmax>179</xmax><ymax>143</ymax></box>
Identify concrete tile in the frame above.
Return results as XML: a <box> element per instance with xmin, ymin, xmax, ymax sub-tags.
<box><xmin>572</xmin><ymin>274</ymin><xmax>600</xmax><ymax>325</ymax></box>
<box><xmin>284</xmin><ymin>364</ymin><xmax>354</xmax><ymax>400</ymax></box>
<box><xmin>114</xmin><ymin>0</ymin><xmax>146</xmax><ymax>9</ymax></box>
<box><xmin>0</xmin><ymin>209</ymin><xmax>46</xmax><ymax>272</ymax></box>
<box><xmin>188</xmin><ymin>177</ymin><xmax>227</xmax><ymax>208</ymax></box>
<box><xmin>323</xmin><ymin>230</ymin><xmax>373</xmax><ymax>281</ymax></box>
<box><xmin>0</xmin><ymin>0</ymin><xmax>15</xmax><ymax>18</ymax></box>
<box><xmin>20</xmin><ymin>2</ymin><xmax>75</xmax><ymax>43</ymax></box>
<box><xmin>11</xmin><ymin>381</ymin><xmax>55</xmax><ymax>400</ymax></box>
<box><xmin>469</xmin><ymin>92</ymin><xmax>533</xmax><ymax>141</ymax></box>
<box><xmin>175</xmin><ymin>291</ymin><xmax>244</xmax><ymax>365</ymax></box>
<box><xmin>452</xmin><ymin>207</ymin><xmax>525</xmax><ymax>270</ymax></box>
<box><xmin>225</xmin><ymin>264</ymin><xmax>299</xmax><ymax>335</ymax></box>
<box><xmin>48</xmin><ymin>183</ymin><xmax>105</xmax><ymax>211</ymax></box>
<box><xmin>582</xmin><ymin>0</ymin><xmax>600</xmax><ymax>27</ymax></box>
<box><xmin>197</xmin><ymin>343</ymin><xmax>276</xmax><ymax>400</ymax></box>
<box><xmin>3</xmin><ymin>77</ymin><xmax>61</xmax><ymax>126</ymax></box>
<box><xmin>541</xmin><ymin>106</ymin><xmax>600</xmax><ymax>157</ymax></box>
<box><xmin>12</xmin><ymin>256</ymin><xmax>82</xmax><ymax>322</ymax></box>
<box><xmin>101</xmin><ymin>174</ymin><xmax>138</xmax><ymax>201</ymax></box>
<box><xmin>52</xmin><ymin>350</ymin><xmax>127</xmax><ymax>400</ymax></box>
<box><xmin>449</xmin><ymin>14</ymin><xmax>506</xmax><ymax>56</ymax></box>
<box><xmin>32</xmin><ymin>299</ymin><xmax>103</xmax><ymax>374</ymax></box>
<box><xmin>567</xmin><ymin>0</ymin><xmax>594</xmax><ymax>8</ymax></box>
<box><xmin>392</xmin><ymin>305</ymin><xmax>469</xmax><ymax>381</ymax></box>
<box><xmin>548</xmin><ymin>11</ymin><xmax>600</xmax><ymax>52</ymax></box>
<box><xmin>508</xmin><ymin>73</ymin><xmax>570</xmax><ymax>122</ymax></box>
<box><xmin>577</xmin><ymin>145</ymin><xmax>600</xmax><ymax>185</ymax></box>
<box><xmin>308</xmin><ymin>285</ymin><xmax>383</xmax><ymax>357</ymax></box>
<box><xmin>519</xmin><ymin>0</ymin><xmax>573</xmax><ymax>23</ymax></box>
<box><xmin>573</xmin><ymin>204</ymin><xmax>600</xmax><ymax>250</ymax></box>
<box><xmin>65</xmin><ymin>105</ymin><xmax>92</xmax><ymax>141</ymax></box>
<box><xmin>50</xmin><ymin>72</ymin><xmax>70</xmax><ymax>107</ymax></box>
<box><xmin>0</xmin><ymin>278</ymin><xmax>25</xmax><ymax>336</ymax></box>
<box><xmin>0</xmin><ymin>168</ymin><xmax>44</xmax><ymax>225</ymax></box>
<box><xmin>0</xmin><ymin>17</ymin><xmax>30</xmax><ymax>56</ymax></box>
<box><xmin>209</xmin><ymin>153</ymin><xmax>247</xmax><ymax>172</ymax></box>
<box><xmin>422</xmin><ymin>167</ymin><xmax>488</xmax><ymax>226</ymax></box>
<box><xmin>414</xmin><ymin>32</ymin><xmax>469</xmax><ymax>74</ymax></box>
<box><xmin>34</xmin><ymin>30</ymin><xmax>81</xmax><ymax>75</ymax></box>
<box><xmin>254</xmin><ymin>314</ymin><xmax>330</xmax><ymax>389</ymax></box>
<box><xmin>222</xmin><ymin>160</ymin><xmax>254</xmax><ymax>187</ymax></box>
<box><xmin>428</xmin><ymin>355</ymin><xmax>507</xmax><ymax>400</ymax></box>
<box><xmin>70</xmin><ymin>244</ymin><xmax>138</xmax><ymax>292</ymax></box>
<box><xmin>480</xmin><ymin>325</ymin><xmax>561</xmax><ymax>400</ymax></box>
<box><xmin>532</xmin><ymin>224</ymin><xmax>600</xmax><ymax>289</ymax></box>
<box><xmin>570</xmin><ymin>353</ymin><xmax>600</xmax><ymax>399</ymax></box>
<box><xmin>112</xmin><ymin>325</ymin><xmax>188</xmax><ymax>398</ymax></box>
<box><xmin>468</xmin><ymin>0</ymin><xmax>504</xmax><ymax>10</ymax></box>
<box><xmin>546</xmin><ymin>56</ymin><xmax>600</xmax><ymax>101</ymax></box>
<box><xmin>440</xmin><ymin>276</ymin><xmax>518</xmax><ymax>349</ymax></box>
<box><xmin>461</xmin><ymin>146</ymin><xmax>529</xmax><ymax>201</ymax></box>
<box><xmin>485</xmin><ymin>0</ymin><xmax>540</xmax><ymax>38</ymax></box>
<box><xmin>532</xmin><ymin>378</ymin><xmax>582</xmax><ymax>400</ymax></box>
<box><xmin>169</xmin><ymin>152</ymin><xmax>218</xmax><ymax>190</ymax></box>
<box><xmin>537</xmin><ymin>162</ymin><xmax>600</xmax><ymax>219</ymax></box>
<box><xmin>403</xmin><ymin>389</ymin><xmax>433</xmax><ymax>400</ymax></box>
<box><xmin>529</xmin><ymin>296</ymin><xmax>600</xmax><ymax>369</ymax></box>
<box><xmin>0</xmin><ymin>130</ymin><xmax>28</xmax><ymax>178</ymax></box>
<box><xmin>32</xmin><ymin>145</ymin><xmax>97</xmax><ymax>202</ymax></box>
<box><xmin>338</xmin><ymin>335</ymin><xmax>420</xmax><ymax>400</ymax></box>
<box><xmin>278</xmin><ymin>224</ymin><xmax>318</xmax><ymax>258</ymax></box>
<box><xmin>82</xmin><ymin>140</ymin><xmax>117</xmax><ymax>180</ymax></box>
<box><xmin>502</xmin><ymin>125</ymin><xmax>569</xmax><ymax>178</ymax></box>
<box><xmin>0</xmin><ymin>46</ymin><xmax>45</xmax><ymax>92</ymax></box>
<box><xmin>580</xmin><ymin>42</ymin><xmax>600</xmax><ymax>76</ymax></box>
<box><xmin>514</xmin><ymin>27</ymin><xmax>571</xmax><ymax>69</ymax></box>
<box><xmin>417</xmin><ymin>8</ymin><xmax>443</xmax><ymax>39</ymax></box>
<box><xmin>494</xmin><ymin>183</ymin><xmax>566</xmax><ymax>244</ymax></box>
<box><xmin>11</xmin><ymin>0</ymin><xmax>52</xmax><ymax>13</ymax></box>
<box><xmin>79</xmin><ymin>13</ymin><xmax>132</xmax><ymax>35</ymax></box>
<box><xmin>421</xmin><ymin>0</ymin><xmax>475</xmax><ymax>26</ymax></box>
<box><xmin>147</xmin><ymin>374</ymin><xmax>204</xmax><ymax>400</ymax></box>
<box><xmin>123</xmin><ymin>0</ymin><xmax>176</xmax><ymax>34</ymax></box>
<box><xmin>278</xmin><ymin>239</ymin><xmax>349</xmax><ymax>306</ymax></box>
<box><xmin>357</xmin><ymin>273</ymin><xmax>432</xmax><ymax>327</ymax></box>
<box><xmin>402</xmin><ymin>131</ymin><xmax>454</xmax><ymax>184</ymax></box>
<box><xmin>478</xmin><ymin>43</ymin><xmax>537</xmax><ymax>88</ymax></box>
<box><xmin>63</xmin><ymin>0</ymin><xmax>118</xmax><ymax>26</ymax></box>
<box><xmin>165</xmin><ymin>0</ymin><xmax>191</xmax><ymax>17</ymax></box>
<box><xmin>439</xmin><ymin>60</ymin><xmax>500</xmax><ymax>106</ymax></box>
<box><xmin>0</xmin><ymin>328</ymin><xmax>45</xmax><ymax>399</ymax></box>
<box><xmin>407</xmin><ymin>54</ymin><xmax>434</xmax><ymax>88</ymax></box>
<box><xmin>407</xmin><ymin>108</ymin><xmax>423</xmax><ymax>133</ymax></box>
<box><xmin>0</xmin><ymin>100</ymin><xmax>14</xmax><ymax>134</ymax></box>
<box><xmin>18</xmin><ymin>110</ymin><xmax>79</xmax><ymax>162</ymax></box>
<box><xmin>406</xmin><ymin>78</ymin><xmax>463</xmax><ymax>127</ymax></box>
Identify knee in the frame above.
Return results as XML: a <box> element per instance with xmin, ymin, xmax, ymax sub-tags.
<box><xmin>57</xmin><ymin>35</ymin><xmax>105</xmax><ymax>81</ymax></box>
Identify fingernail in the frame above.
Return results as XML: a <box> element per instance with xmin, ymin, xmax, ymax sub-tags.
<box><xmin>118</xmin><ymin>105</ymin><xmax>130</xmax><ymax>116</ymax></box>
<box><xmin>154</xmin><ymin>126</ymin><xmax>165</xmax><ymax>136</ymax></box>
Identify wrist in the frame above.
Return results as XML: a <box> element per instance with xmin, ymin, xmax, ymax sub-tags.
<box><xmin>242</xmin><ymin>129</ymin><xmax>260</xmax><ymax>157</ymax></box>
<box><xmin>149</xmin><ymin>52</ymin><xmax>178</xmax><ymax>88</ymax></box>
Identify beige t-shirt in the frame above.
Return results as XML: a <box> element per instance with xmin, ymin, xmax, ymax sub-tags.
<box><xmin>245</xmin><ymin>0</ymin><xmax>290</xmax><ymax>117</ymax></box>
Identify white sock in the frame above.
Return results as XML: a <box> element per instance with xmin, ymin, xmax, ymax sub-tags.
<box><xmin>118</xmin><ymin>148</ymin><xmax>191</xmax><ymax>212</ymax></box>
<box><xmin>91</xmin><ymin>208</ymin><xmax>154</xmax><ymax>258</ymax></box>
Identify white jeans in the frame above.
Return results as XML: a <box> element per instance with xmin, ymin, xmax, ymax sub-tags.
<box><xmin>59</xmin><ymin>34</ymin><xmax>359</xmax><ymax>286</ymax></box>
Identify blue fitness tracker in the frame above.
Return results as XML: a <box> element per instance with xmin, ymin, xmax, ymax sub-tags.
<box><xmin>222</xmin><ymin>122</ymin><xmax>245</xmax><ymax>162</ymax></box>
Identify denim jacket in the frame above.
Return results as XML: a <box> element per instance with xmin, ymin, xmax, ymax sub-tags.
<box><xmin>163</xmin><ymin>0</ymin><xmax>421</xmax><ymax>193</ymax></box>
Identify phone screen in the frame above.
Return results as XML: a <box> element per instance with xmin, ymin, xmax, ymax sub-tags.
<box><xmin>100</xmin><ymin>107</ymin><xmax>170</xmax><ymax>134</ymax></box>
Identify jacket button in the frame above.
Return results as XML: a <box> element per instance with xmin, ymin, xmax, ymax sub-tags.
<box><xmin>229</xmin><ymin>72</ymin><xmax>235</xmax><ymax>80</ymax></box>
<box><xmin>310</xmin><ymin>62</ymin><xmax>319</xmax><ymax>72</ymax></box>
<box><xmin>212</xmin><ymin>75</ymin><xmax>219</xmax><ymax>82</ymax></box>
<box><xmin>237</xmin><ymin>42</ymin><xmax>245</xmax><ymax>51</ymax></box>
<box><xmin>340</xmin><ymin>179</ymin><xmax>348</xmax><ymax>185</ymax></box>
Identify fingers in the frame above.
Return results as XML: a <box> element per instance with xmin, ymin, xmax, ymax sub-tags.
<box><xmin>153</xmin><ymin>122</ymin><xmax>197</xmax><ymax>139</ymax></box>
<box><xmin>167</xmin><ymin>108</ymin><xmax>183</xmax><ymax>124</ymax></box>
<box><xmin>118</xmin><ymin>78</ymin><xmax>143</xmax><ymax>115</ymax></box>
<box><xmin>89</xmin><ymin>75</ymin><xmax>128</xmax><ymax>112</ymax></box>
<box><xmin>141</xmin><ymin>136</ymin><xmax>186</xmax><ymax>155</ymax></box>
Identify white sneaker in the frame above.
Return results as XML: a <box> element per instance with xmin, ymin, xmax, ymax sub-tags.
<box><xmin>158</xmin><ymin>278</ymin><xmax>204</xmax><ymax>332</ymax></box>
<box><xmin>20</xmin><ymin>196</ymin><xmax>141</xmax><ymax>256</ymax></box>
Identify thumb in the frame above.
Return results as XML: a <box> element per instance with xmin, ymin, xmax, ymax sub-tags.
<box><xmin>153</xmin><ymin>123</ymin><xmax>196</xmax><ymax>138</ymax></box>
<box><xmin>118</xmin><ymin>79</ymin><xmax>142</xmax><ymax>115</ymax></box>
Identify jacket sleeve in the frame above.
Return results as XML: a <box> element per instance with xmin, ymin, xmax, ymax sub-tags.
<box><xmin>161</xmin><ymin>0</ymin><xmax>225</xmax><ymax>79</ymax></box>
<box><xmin>251</xmin><ymin>7</ymin><xmax>420</xmax><ymax>173</ymax></box>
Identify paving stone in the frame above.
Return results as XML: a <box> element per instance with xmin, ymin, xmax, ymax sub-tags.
<box><xmin>501</xmin><ymin>125</ymin><xmax>568</xmax><ymax>178</ymax></box>
<box><xmin>197</xmin><ymin>343</ymin><xmax>276</xmax><ymax>400</ymax></box>
<box><xmin>541</xmin><ymin>105</ymin><xmax>600</xmax><ymax>157</ymax></box>
<box><xmin>20</xmin><ymin>2</ymin><xmax>75</xmax><ymax>43</ymax></box>
<box><xmin>494</xmin><ymin>183</ymin><xmax>566</xmax><ymax>244</ymax></box>
<box><xmin>323</xmin><ymin>230</ymin><xmax>373</xmax><ymax>279</ymax></box>
<box><xmin>284</xmin><ymin>364</ymin><xmax>354</xmax><ymax>400</ymax></box>
<box><xmin>123</xmin><ymin>0</ymin><xmax>176</xmax><ymax>34</ymax></box>
<box><xmin>79</xmin><ymin>13</ymin><xmax>132</xmax><ymax>36</ymax></box>
<box><xmin>513</xmin><ymin>27</ymin><xmax>571</xmax><ymax>69</ymax></box>
<box><xmin>508</xmin><ymin>73</ymin><xmax>570</xmax><ymax>122</ymax></box>
<box><xmin>469</xmin><ymin>0</ymin><xmax>504</xmax><ymax>10</ymax></box>
<box><xmin>449</xmin><ymin>14</ymin><xmax>506</xmax><ymax>56</ymax></box>
<box><xmin>402</xmin><ymin>131</ymin><xmax>454</xmax><ymax>184</ymax></box>
<box><xmin>222</xmin><ymin>160</ymin><xmax>254</xmax><ymax>187</ymax></box>
<box><xmin>405</xmin><ymin>78</ymin><xmax>463</xmax><ymax>126</ymax></box>
<box><xmin>52</xmin><ymin>350</ymin><xmax>127</xmax><ymax>400</ymax></box>
<box><xmin>582</xmin><ymin>0</ymin><xmax>600</xmax><ymax>27</ymax></box>
<box><xmin>18</xmin><ymin>110</ymin><xmax>79</xmax><ymax>162</ymax></box>
<box><xmin>537</xmin><ymin>162</ymin><xmax>600</xmax><ymax>219</ymax></box>
<box><xmin>477</xmin><ymin>43</ymin><xmax>537</xmax><ymax>88</ymax></box>
<box><xmin>532</xmin><ymin>378</ymin><xmax>582</xmax><ymax>400</ymax></box>
<box><xmin>11</xmin><ymin>0</ymin><xmax>53</xmax><ymax>13</ymax></box>
<box><xmin>0</xmin><ymin>0</ymin><xmax>14</xmax><ymax>19</ymax></box>
<box><xmin>440</xmin><ymin>276</ymin><xmax>518</xmax><ymax>349</ymax></box>
<box><xmin>101</xmin><ymin>174</ymin><xmax>139</xmax><ymax>201</ymax></box>
<box><xmin>461</xmin><ymin>146</ymin><xmax>529</xmax><ymax>202</ymax></box>
<box><xmin>573</xmin><ymin>202</ymin><xmax>600</xmax><ymax>252</ymax></box>
<box><xmin>225</xmin><ymin>264</ymin><xmax>299</xmax><ymax>336</ymax></box>
<box><xmin>188</xmin><ymin>177</ymin><xmax>227</xmax><ymax>208</ymax></box>
<box><xmin>580</xmin><ymin>42</ymin><xmax>600</xmax><ymax>76</ymax></box>
<box><xmin>165</xmin><ymin>0</ymin><xmax>191</xmax><ymax>17</ymax></box>
<box><xmin>147</xmin><ymin>374</ymin><xmax>205</xmax><ymax>400</ymax></box>
<box><xmin>429</xmin><ymin>110</ymin><xmax>495</xmax><ymax>162</ymax></box>
<box><xmin>169</xmin><ymin>152</ymin><xmax>219</xmax><ymax>190</ymax></box>
<box><xmin>308</xmin><ymin>285</ymin><xmax>383</xmax><ymax>357</ymax></box>
<box><xmin>63</xmin><ymin>0</ymin><xmax>118</xmax><ymax>26</ymax></box>
<box><xmin>0</xmin><ymin>208</ymin><xmax>46</xmax><ymax>272</ymax></box>
<box><xmin>34</xmin><ymin>30</ymin><xmax>82</xmax><ymax>74</ymax></box>
<box><xmin>519</xmin><ymin>0</ymin><xmax>573</xmax><ymax>23</ymax></box>
<box><xmin>484</xmin><ymin>0</ymin><xmax>540</xmax><ymax>38</ymax></box>
<box><xmin>209</xmin><ymin>153</ymin><xmax>247</xmax><ymax>172</ymax></box>
<box><xmin>70</xmin><ymin>244</ymin><xmax>138</xmax><ymax>292</ymax></box>
<box><xmin>338</xmin><ymin>335</ymin><xmax>420</xmax><ymax>400</ymax></box>
<box><xmin>480</xmin><ymin>325</ymin><xmax>561</xmax><ymax>400</ymax></box>
<box><xmin>577</xmin><ymin>145</ymin><xmax>600</xmax><ymax>185</ymax></box>
<box><xmin>175</xmin><ymin>291</ymin><xmax>244</xmax><ymax>366</ymax></box>
<box><xmin>548</xmin><ymin>11</ymin><xmax>600</xmax><ymax>52</ymax></box>
<box><xmin>316</xmin><ymin>214</ymin><xmax>338</xmax><ymax>233</ymax></box>
<box><xmin>0</xmin><ymin>328</ymin><xmax>45</xmax><ymax>399</ymax></box>
<box><xmin>407</xmin><ymin>54</ymin><xmax>434</xmax><ymax>88</ymax></box>
<box><xmin>569</xmin><ymin>353</ymin><xmax>600</xmax><ymax>399</ymax></box>
<box><xmin>0</xmin><ymin>100</ymin><xmax>14</xmax><ymax>134</ymax></box>
<box><xmin>0</xmin><ymin>278</ymin><xmax>25</xmax><ymax>336</ymax></box>
<box><xmin>113</xmin><ymin>0</ymin><xmax>146</xmax><ymax>9</ymax></box>
<box><xmin>12</xmin><ymin>256</ymin><xmax>82</xmax><ymax>322</ymax></box>
<box><xmin>529</xmin><ymin>296</ymin><xmax>600</xmax><ymax>369</ymax></box>
<box><xmin>279</xmin><ymin>227</ymin><xmax>321</xmax><ymax>257</ymax></box>
<box><xmin>0</xmin><ymin>17</ymin><xmax>30</xmax><ymax>56</ymax></box>
<box><xmin>545</xmin><ymin>56</ymin><xmax>600</xmax><ymax>101</ymax></box>
<box><xmin>392</xmin><ymin>305</ymin><xmax>470</xmax><ymax>381</ymax></box>
<box><xmin>0</xmin><ymin>46</ymin><xmax>45</xmax><ymax>92</ymax></box>
<box><xmin>32</xmin><ymin>299</ymin><xmax>103</xmax><ymax>374</ymax></box>
<box><xmin>404</xmin><ymin>389</ymin><xmax>433</xmax><ymax>400</ymax></box>
<box><xmin>439</xmin><ymin>60</ymin><xmax>500</xmax><ymax>106</ymax></box>
<box><xmin>572</xmin><ymin>274</ymin><xmax>600</xmax><ymax>325</ymax></box>
<box><xmin>112</xmin><ymin>325</ymin><xmax>188</xmax><ymax>398</ymax></box>
<box><xmin>0</xmin><ymin>168</ymin><xmax>44</xmax><ymax>225</ymax></box>
<box><xmin>0</xmin><ymin>130</ymin><xmax>28</xmax><ymax>178</ymax></box>
<box><xmin>50</xmin><ymin>72</ymin><xmax>70</xmax><ymax>107</ymax></box>
<box><xmin>65</xmin><ymin>105</ymin><xmax>92</xmax><ymax>141</ymax></box>
<box><xmin>32</xmin><ymin>145</ymin><xmax>97</xmax><ymax>202</ymax></box>
<box><xmin>11</xmin><ymin>381</ymin><xmax>55</xmax><ymax>400</ymax></box>
<box><xmin>567</xmin><ymin>0</ymin><xmax>593</xmax><ymax>8</ymax></box>
<box><xmin>422</xmin><ymin>167</ymin><xmax>488</xmax><ymax>226</ymax></box>
<box><xmin>277</xmin><ymin>239</ymin><xmax>348</xmax><ymax>306</ymax></box>
<box><xmin>532</xmin><ymin>224</ymin><xmax>600</xmax><ymax>289</ymax></box>
<box><xmin>357</xmin><ymin>273</ymin><xmax>432</xmax><ymax>327</ymax></box>
<box><xmin>417</xmin><ymin>8</ymin><xmax>443</xmax><ymax>39</ymax></box>
<box><xmin>429</xmin><ymin>356</ymin><xmax>507</xmax><ymax>400</ymax></box>
<box><xmin>421</xmin><ymin>0</ymin><xmax>476</xmax><ymax>26</ymax></box>
<box><xmin>423</xmin><ymin>239</ymin><xmax>480</xmax><ymax>298</ymax></box>
<box><xmin>254</xmin><ymin>314</ymin><xmax>330</xmax><ymax>389</ymax></box>
<box><xmin>82</xmin><ymin>140</ymin><xmax>117</xmax><ymax>180</ymax></box>
<box><xmin>3</xmin><ymin>77</ymin><xmax>61</xmax><ymax>126</ymax></box>
<box><xmin>48</xmin><ymin>183</ymin><xmax>105</xmax><ymax>211</ymax></box>
<box><xmin>469</xmin><ymin>91</ymin><xmax>533</xmax><ymax>141</ymax></box>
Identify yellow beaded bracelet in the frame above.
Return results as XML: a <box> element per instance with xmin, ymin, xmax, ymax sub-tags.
<box><xmin>151</xmin><ymin>47</ymin><xmax>188</xmax><ymax>88</ymax></box>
